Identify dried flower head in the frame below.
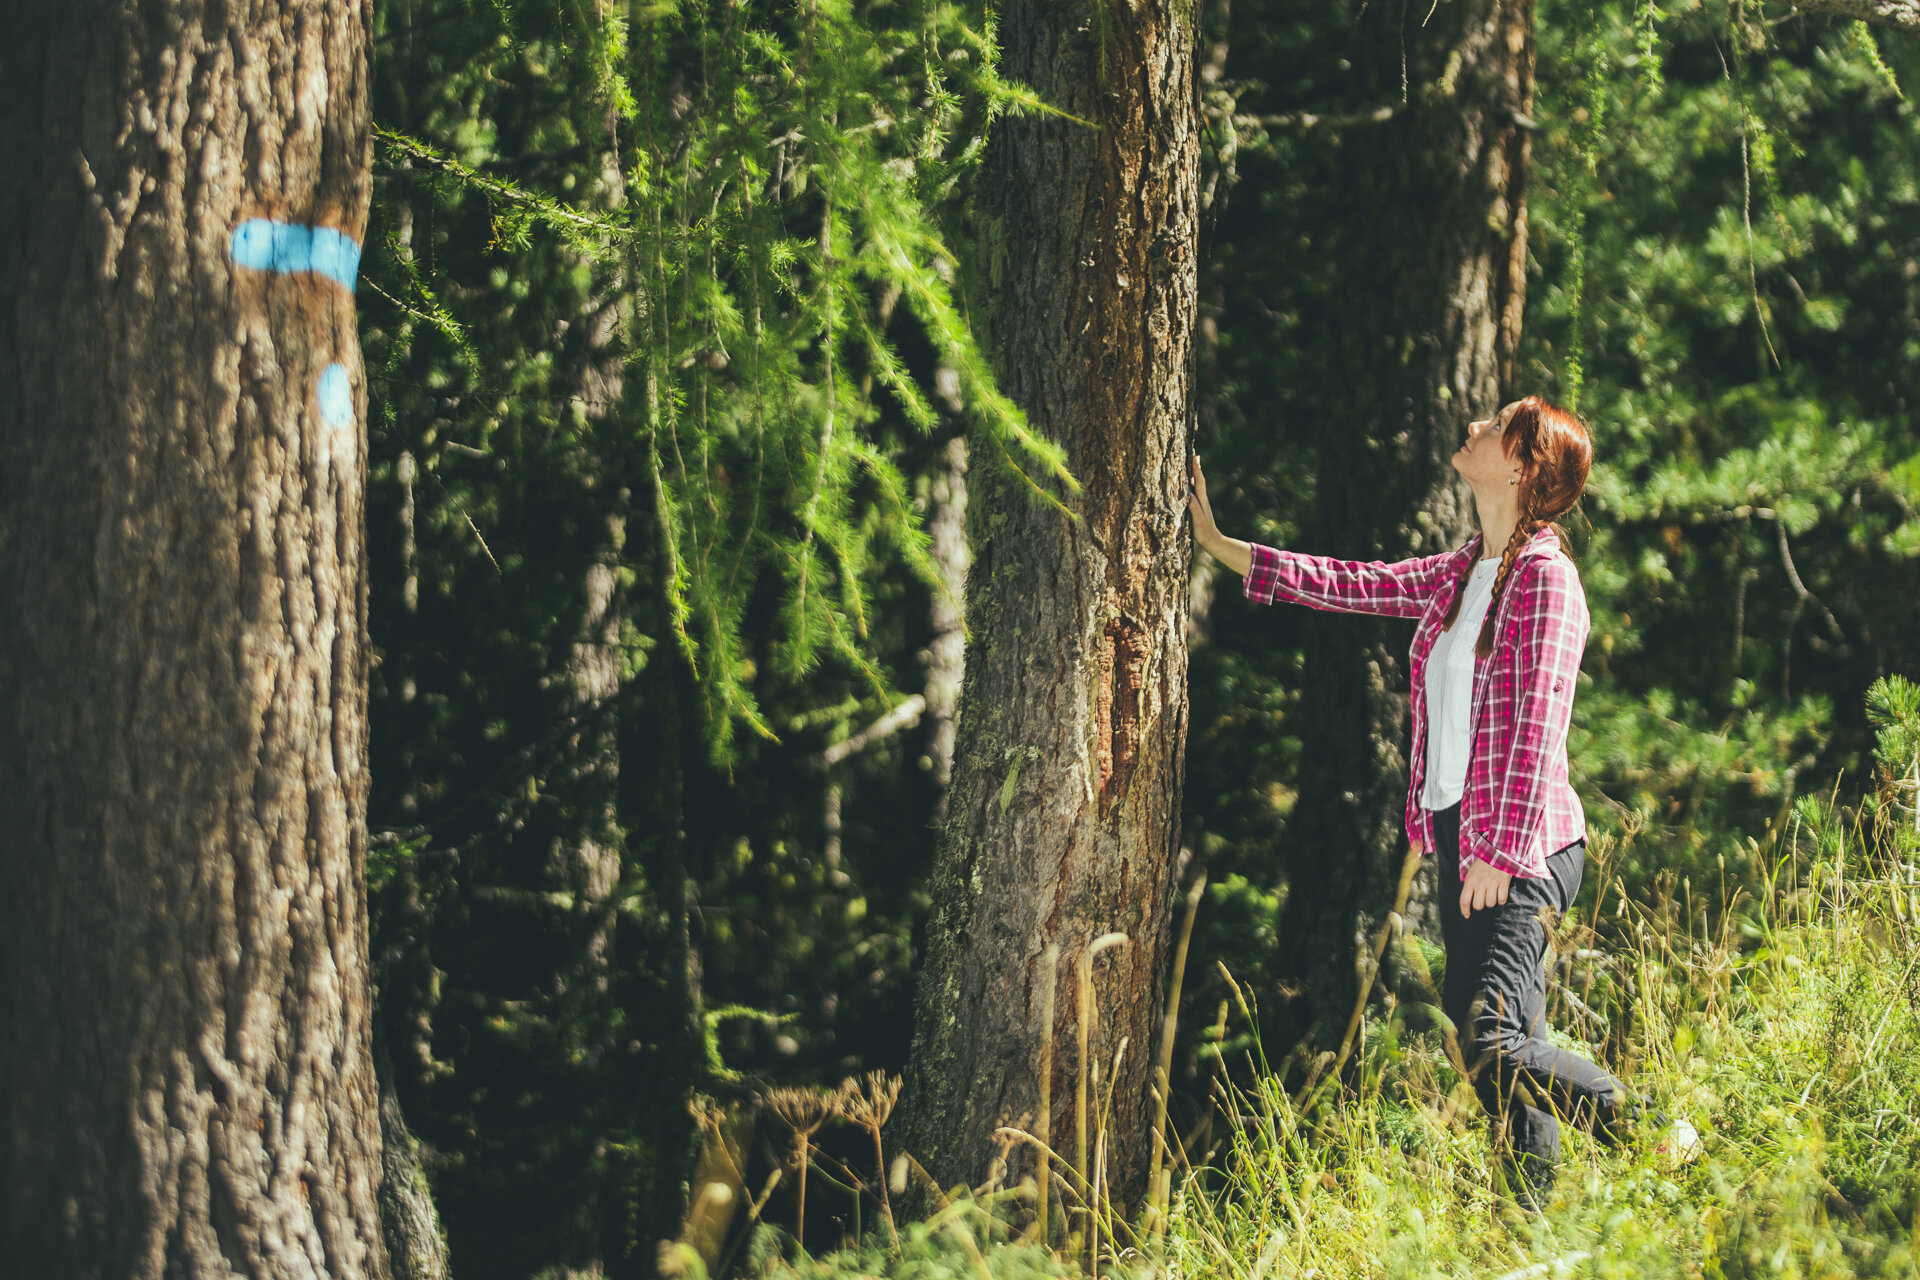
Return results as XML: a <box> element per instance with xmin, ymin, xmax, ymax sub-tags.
<box><xmin>841</xmin><ymin>1071</ymin><xmax>902</xmax><ymax>1131</ymax></box>
<box><xmin>765</xmin><ymin>1086</ymin><xmax>840</xmax><ymax>1139</ymax></box>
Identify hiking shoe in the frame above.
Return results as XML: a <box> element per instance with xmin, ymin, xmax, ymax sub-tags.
<box><xmin>1596</xmin><ymin>1091</ymin><xmax>1667</xmax><ymax>1148</ymax></box>
<box><xmin>1653</xmin><ymin>1115</ymin><xmax>1703</xmax><ymax>1171</ymax></box>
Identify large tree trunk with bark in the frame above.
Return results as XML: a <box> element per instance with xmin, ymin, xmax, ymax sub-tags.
<box><xmin>898</xmin><ymin>0</ymin><xmax>1199</xmax><ymax>1210</ymax></box>
<box><xmin>1273</xmin><ymin>0</ymin><xmax>1535</xmax><ymax>1049</ymax></box>
<box><xmin>0</xmin><ymin>2</ymin><xmax>386</xmax><ymax>1277</ymax></box>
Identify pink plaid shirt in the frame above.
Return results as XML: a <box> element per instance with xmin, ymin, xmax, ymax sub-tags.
<box><xmin>1242</xmin><ymin>527</ymin><xmax>1589</xmax><ymax>880</ymax></box>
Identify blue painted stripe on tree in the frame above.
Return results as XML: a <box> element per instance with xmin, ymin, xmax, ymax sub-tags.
<box><xmin>229</xmin><ymin>219</ymin><xmax>362</xmax><ymax>291</ymax></box>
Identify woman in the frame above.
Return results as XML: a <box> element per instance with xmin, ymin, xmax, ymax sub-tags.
<box><xmin>1188</xmin><ymin>396</ymin><xmax>1685</xmax><ymax>1205</ymax></box>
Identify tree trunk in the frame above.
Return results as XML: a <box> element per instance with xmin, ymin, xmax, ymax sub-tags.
<box><xmin>541</xmin><ymin>183</ymin><xmax>630</xmax><ymax>1278</ymax></box>
<box><xmin>921</xmin><ymin>432</ymin><xmax>970</xmax><ymax>803</ymax></box>
<box><xmin>376</xmin><ymin>1048</ymin><xmax>452</xmax><ymax>1280</ymax></box>
<box><xmin>1273</xmin><ymin>0</ymin><xmax>1535</xmax><ymax>1048</ymax></box>
<box><xmin>0</xmin><ymin>2</ymin><xmax>383</xmax><ymax>1278</ymax></box>
<box><xmin>622</xmin><ymin>581</ymin><xmax>701</xmax><ymax>1277</ymax></box>
<box><xmin>899</xmin><ymin>0</ymin><xmax>1199</xmax><ymax>1209</ymax></box>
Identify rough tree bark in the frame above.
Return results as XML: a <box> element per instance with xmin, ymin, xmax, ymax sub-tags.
<box><xmin>0</xmin><ymin>2</ymin><xmax>386</xmax><ymax>1277</ymax></box>
<box><xmin>898</xmin><ymin>0</ymin><xmax>1199</xmax><ymax>1207</ymax></box>
<box><xmin>376</xmin><ymin>1046</ymin><xmax>452</xmax><ymax>1280</ymax></box>
<box><xmin>1273</xmin><ymin>0</ymin><xmax>1536</xmax><ymax>1048</ymax></box>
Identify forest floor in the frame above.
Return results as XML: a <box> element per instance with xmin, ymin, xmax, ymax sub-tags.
<box><xmin>769</xmin><ymin>804</ymin><xmax>1920</xmax><ymax>1280</ymax></box>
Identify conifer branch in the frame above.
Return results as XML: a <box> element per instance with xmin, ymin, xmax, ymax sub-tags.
<box><xmin>1781</xmin><ymin>0</ymin><xmax>1920</xmax><ymax>36</ymax></box>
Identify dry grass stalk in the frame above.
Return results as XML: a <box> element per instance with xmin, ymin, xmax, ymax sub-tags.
<box><xmin>1035</xmin><ymin>942</ymin><xmax>1060</xmax><ymax>1245</ymax></box>
<box><xmin>766</xmin><ymin>1084</ymin><xmax>845</xmax><ymax>1250</ymax></box>
<box><xmin>1074</xmin><ymin>929</ymin><xmax>1131</xmax><ymax>1234</ymax></box>
<box><xmin>841</xmin><ymin>1070</ymin><xmax>903</xmax><ymax>1249</ymax></box>
<box><xmin>664</xmin><ymin>1101</ymin><xmax>752</xmax><ymax>1277</ymax></box>
<box><xmin>1148</xmin><ymin>870</ymin><xmax>1207</xmax><ymax>1246</ymax></box>
<box><xmin>1305</xmin><ymin>841</ymin><xmax>1423</xmax><ymax>1113</ymax></box>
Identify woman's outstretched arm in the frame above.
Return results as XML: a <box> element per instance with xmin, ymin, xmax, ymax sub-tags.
<box><xmin>1189</xmin><ymin>455</ymin><xmax>1457</xmax><ymax>619</ymax></box>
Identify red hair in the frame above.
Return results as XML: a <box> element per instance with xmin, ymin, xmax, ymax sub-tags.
<box><xmin>1441</xmin><ymin>396</ymin><xmax>1593</xmax><ymax>658</ymax></box>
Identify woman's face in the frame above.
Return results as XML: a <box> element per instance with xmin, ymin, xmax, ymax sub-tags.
<box><xmin>1453</xmin><ymin>401</ymin><xmax>1524</xmax><ymax>491</ymax></box>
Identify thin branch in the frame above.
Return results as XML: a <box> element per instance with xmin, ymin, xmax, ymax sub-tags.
<box><xmin>1780</xmin><ymin>0</ymin><xmax>1920</xmax><ymax>36</ymax></box>
<box><xmin>1775</xmin><ymin>517</ymin><xmax>1844</xmax><ymax>643</ymax></box>
<box><xmin>1231</xmin><ymin>105</ymin><xmax>1397</xmax><ymax>131</ymax></box>
<box><xmin>809</xmin><ymin>695</ymin><xmax>927</xmax><ymax>769</ymax></box>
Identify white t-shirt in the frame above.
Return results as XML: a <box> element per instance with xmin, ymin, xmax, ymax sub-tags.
<box><xmin>1421</xmin><ymin>557</ymin><xmax>1502</xmax><ymax>811</ymax></box>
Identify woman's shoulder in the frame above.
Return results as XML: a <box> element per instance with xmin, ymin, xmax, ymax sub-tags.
<box><xmin>1507</xmin><ymin>542</ymin><xmax>1589</xmax><ymax>621</ymax></box>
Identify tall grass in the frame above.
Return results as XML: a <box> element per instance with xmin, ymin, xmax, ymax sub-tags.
<box><xmin>712</xmin><ymin>679</ymin><xmax>1920</xmax><ymax>1279</ymax></box>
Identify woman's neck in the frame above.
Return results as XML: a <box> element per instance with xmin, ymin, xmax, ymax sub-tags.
<box><xmin>1472</xmin><ymin>487</ymin><xmax>1524</xmax><ymax>561</ymax></box>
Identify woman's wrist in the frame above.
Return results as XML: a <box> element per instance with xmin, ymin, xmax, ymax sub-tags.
<box><xmin>1199</xmin><ymin>530</ymin><xmax>1254</xmax><ymax>577</ymax></box>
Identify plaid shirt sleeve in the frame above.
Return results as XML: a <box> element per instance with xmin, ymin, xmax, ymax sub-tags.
<box><xmin>1242</xmin><ymin>542</ymin><xmax>1457</xmax><ymax>619</ymax></box>
<box><xmin>1460</xmin><ymin>555</ymin><xmax>1589</xmax><ymax>879</ymax></box>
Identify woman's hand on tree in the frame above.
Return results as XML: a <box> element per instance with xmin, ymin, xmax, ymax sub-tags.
<box><xmin>1188</xmin><ymin>456</ymin><xmax>1254</xmax><ymax>576</ymax></box>
<box><xmin>1188</xmin><ymin>455</ymin><xmax>1218</xmax><ymax>540</ymax></box>
<box><xmin>1459</xmin><ymin>857</ymin><xmax>1512</xmax><ymax>918</ymax></box>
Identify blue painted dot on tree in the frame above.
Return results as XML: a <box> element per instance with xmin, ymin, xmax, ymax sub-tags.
<box><xmin>318</xmin><ymin>363</ymin><xmax>353</xmax><ymax>428</ymax></box>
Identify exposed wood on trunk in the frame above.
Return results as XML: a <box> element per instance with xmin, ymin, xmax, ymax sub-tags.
<box><xmin>899</xmin><ymin>0</ymin><xmax>1199</xmax><ymax>1209</ymax></box>
<box><xmin>0</xmin><ymin>1</ymin><xmax>386</xmax><ymax>1276</ymax></box>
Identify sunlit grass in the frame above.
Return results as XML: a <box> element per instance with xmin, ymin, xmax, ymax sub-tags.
<box><xmin>711</xmin><ymin>682</ymin><xmax>1920</xmax><ymax>1279</ymax></box>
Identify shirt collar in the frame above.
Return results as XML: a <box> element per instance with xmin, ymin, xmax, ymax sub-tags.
<box><xmin>1462</xmin><ymin>524</ymin><xmax>1562</xmax><ymax>566</ymax></box>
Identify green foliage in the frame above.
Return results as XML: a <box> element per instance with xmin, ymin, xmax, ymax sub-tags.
<box><xmin>1866</xmin><ymin>675</ymin><xmax>1920</xmax><ymax>845</ymax></box>
<box><xmin>1525</xmin><ymin>0</ymin><xmax>1920</xmax><ymax>904</ymax></box>
<box><xmin>371</xmin><ymin>0</ymin><xmax>1055</xmax><ymax>766</ymax></box>
<box><xmin>1868</xmin><ymin>676</ymin><xmax>1920</xmax><ymax>785</ymax></box>
<box><xmin>609</xmin><ymin>0</ymin><xmax>1069</xmax><ymax>761</ymax></box>
<box><xmin>360</xmin><ymin>0</ymin><xmax>1035</xmax><ymax>1272</ymax></box>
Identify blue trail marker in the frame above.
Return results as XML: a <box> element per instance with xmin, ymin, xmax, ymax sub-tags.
<box><xmin>229</xmin><ymin>219</ymin><xmax>362</xmax><ymax>291</ymax></box>
<box><xmin>229</xmin><ymin>218</ymin><xmax>362</xmax><ymax>431</ymax></box>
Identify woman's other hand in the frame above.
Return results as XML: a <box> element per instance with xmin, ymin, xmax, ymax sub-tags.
<box><xmin>1460</xmin><ymin>858</ymin><xmax>1512</xmax><ymax>918</ymax></box>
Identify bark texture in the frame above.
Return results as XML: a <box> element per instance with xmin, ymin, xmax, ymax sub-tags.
<box><xmin>376</xmin><ymin>1053</ymin><xmax>451</xmax><ymax>1280</ymax></box>
<box><xmin>1274</xmin><ymin>0</ymin><xmax>1536</xmax><ymax>1047</ymax></box>
<box><xmin>899</xmin><ymin>0</ymin><xmax>1198</xmax><ymax>1206</ymax></box>
<box><xmin>0</xmin><ymin>2</ymin><xmax>385</xmax><ymax>1277</ymax></box>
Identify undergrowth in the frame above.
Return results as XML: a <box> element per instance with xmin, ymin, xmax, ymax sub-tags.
<box><xmin>686</xmin><ymin>677</ymin><xmax>1920</xmax><ymax>1279</ymax></box>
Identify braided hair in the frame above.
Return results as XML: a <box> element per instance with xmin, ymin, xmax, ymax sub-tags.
<box><xmin>1439</xmin><ymin>396</ymin><xmax>1594</xmax><ymax>659</ymax></box>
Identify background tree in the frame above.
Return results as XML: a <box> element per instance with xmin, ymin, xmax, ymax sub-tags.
<box><xmin>898</xmin><ymin>0</ymin><xmax>1200</xmax><ymax>1208</ymax></box>
<box><xmin>1178</xmin><ymin>0</ymin><xmax>1539</xmax><ymax>1056</ymax></box>
<box><xmin>0</xmin><ymin>1</ymin><xmax>388</xmax><ymax>1277</ymax></box>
